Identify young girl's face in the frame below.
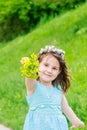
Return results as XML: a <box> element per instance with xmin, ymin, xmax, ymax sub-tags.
<box><xmin>39</xmin><ymin>54</ymin><xmax>60</xmax><ymax>86</ymax></box>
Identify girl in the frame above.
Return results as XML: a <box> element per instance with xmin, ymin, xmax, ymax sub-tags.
<box><xmin>23</xmin><ymin>45</ymin><xmax>84</xmax><ymax>130</ymax></box>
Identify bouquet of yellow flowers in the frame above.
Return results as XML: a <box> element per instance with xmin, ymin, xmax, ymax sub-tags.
<box><xmin>20</xmin><ymin>53</ymin><xmax>39</xmax><ymax>79</ymax></box>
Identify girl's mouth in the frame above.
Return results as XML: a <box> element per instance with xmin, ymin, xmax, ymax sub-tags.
<box><xmin>44</xmin><ymin>73</ymin><xmax>52</xmax><ymax>77</ymax></box>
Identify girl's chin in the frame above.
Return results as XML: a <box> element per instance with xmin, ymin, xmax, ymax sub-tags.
<box><xmin>40</xmin><ymin>78</ymin><xmax>53</xmax><ymax>82</ymax></box>
<box><xmin>39</xmin><ymin>75</ymin><xmax>54</xmax><ymax>82</ymax></box>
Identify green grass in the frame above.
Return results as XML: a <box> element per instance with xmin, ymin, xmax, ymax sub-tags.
<box><xmin>0</xmin><ymin>2</ymin><xmax>87</xmax><ymax>130</ymax></box>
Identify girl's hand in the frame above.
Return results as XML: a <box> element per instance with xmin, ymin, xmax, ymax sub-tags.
<box><xmin>70</xmin><ymin>121</ymin><xmax>85</xmax><ymax>129</ymax></box>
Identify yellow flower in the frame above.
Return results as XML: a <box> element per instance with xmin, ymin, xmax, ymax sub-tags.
<box><xmin>31</xmin><ymin>53</ymin><xmax>37</xmax><ymax>60</ymax></box>
<box><xmin>20</xmin><ymin>57</ymin><xmax>30</xmax><ymax>65</ymax></box>
<box><xmin>20</xmin><ymin>53</ymin><xmax>39</xmax><ymax>79</ymax></box>
<box><xmin>24</xmin><ymin>60</ymin><xmax>31</xmax><ymax>68</ymax></box>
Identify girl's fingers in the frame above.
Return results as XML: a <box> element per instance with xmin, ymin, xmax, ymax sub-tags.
<box><xmin>70</xmin><ymin>125</ymin><xmax>76</xmax><ymax>129</ymax></box>
<box><xmin>70</xmin><ymin>122</ymin><xmax>85</xmax><ymax>129</ymax></box>
<box><xmin>81</xmin><ymin>122</ymin><xmax>85</xmax><ymax>128</ymax></box>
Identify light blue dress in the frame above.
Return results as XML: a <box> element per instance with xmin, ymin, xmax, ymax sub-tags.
<box><xmin>23</xmin><ymin>81</ymin><xmax>68</xmax><ymax>130</ymax></box>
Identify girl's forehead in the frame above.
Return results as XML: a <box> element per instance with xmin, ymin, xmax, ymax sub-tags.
<box><xmin>42</xmin><ymin>54</ymin><xmax>59</xmax><ymax>65</ymax></box>
<box><xmin>42</xmin><ymin>54</ymin><xmax>56</xmax><ymax>60</ymax></box>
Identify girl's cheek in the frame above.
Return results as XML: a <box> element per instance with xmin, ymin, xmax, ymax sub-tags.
<box><xmin>39</xmin><ymin>66</ymin><xmax>43</xmax><ymax>71</ymax></box>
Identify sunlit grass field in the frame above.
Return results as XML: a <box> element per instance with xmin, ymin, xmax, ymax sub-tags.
<box><xmin>0</xmin><ymin>3</ymin><xmax>87</xmax><ymax>130</ymax></box>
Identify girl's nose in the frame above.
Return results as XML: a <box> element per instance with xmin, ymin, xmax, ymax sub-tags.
<box><xmin>47</xmin><ymin>68</ymin><xmax>52</xmax><ymax>73</ymax></box>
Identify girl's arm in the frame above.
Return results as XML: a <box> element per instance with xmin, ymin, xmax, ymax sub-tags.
<box><xmin>61</xmin><ymin>94</ymin><xmax>84</xmax><ymax>129</ymax></box>
<box><xmin>25</xmin><ymin>78</ymin><xmax>37</xmax><ymax>96</ymax></box>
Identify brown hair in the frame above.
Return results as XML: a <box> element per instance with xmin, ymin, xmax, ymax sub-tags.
<box><xmin>38</xmin><ymin>51</ymin><xmax>70</xmax><ymax>93</ymax></box>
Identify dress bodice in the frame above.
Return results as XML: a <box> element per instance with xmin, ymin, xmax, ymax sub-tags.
<box><xmin>26</xmin><ymin>81</ymin><xmax>63</xmax><ymax>113</ymax></box>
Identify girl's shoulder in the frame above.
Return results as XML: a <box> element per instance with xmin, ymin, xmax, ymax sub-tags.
<box><xmin>26</xmin><ymin>80</ymin><xmax>42</xmax><ymax>99</ymax></box>
<box><xmin>55</xmin><ymin>84</ymin><xmax>63</xmax><ymax>93</ymax></box>
<box><xmin>57</xmin><ymin>84</ymin><xmax>62</xmax><ymax>90</ymax></box>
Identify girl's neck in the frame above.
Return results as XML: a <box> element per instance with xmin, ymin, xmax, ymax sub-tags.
<box><xmin>38</xmin><ymin>79</ymin><xmax>53</xmax><ymax>87</ymax></box>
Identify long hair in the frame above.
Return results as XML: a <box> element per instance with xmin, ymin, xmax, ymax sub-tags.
<box><xmin>38</xmin><ymin>51</ymin><xmax>70</xmax><ymax>93</ymax></box>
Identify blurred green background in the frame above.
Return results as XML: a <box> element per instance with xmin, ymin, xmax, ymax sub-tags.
<box><xmin>0</xmin><ymin>0</ymin><xmax>87</xmax><ymax>130</ymax></box>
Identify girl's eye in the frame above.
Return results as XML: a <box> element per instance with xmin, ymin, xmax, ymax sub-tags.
<box><xmin>53</xmin><ymin>67</ymin><xmax>57</xmax><ymax>70</ymax></box>
<box><xmin>44</xmin><ymin>64</ymin><xmax>48</xmax><ymax>67</ymax></box>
